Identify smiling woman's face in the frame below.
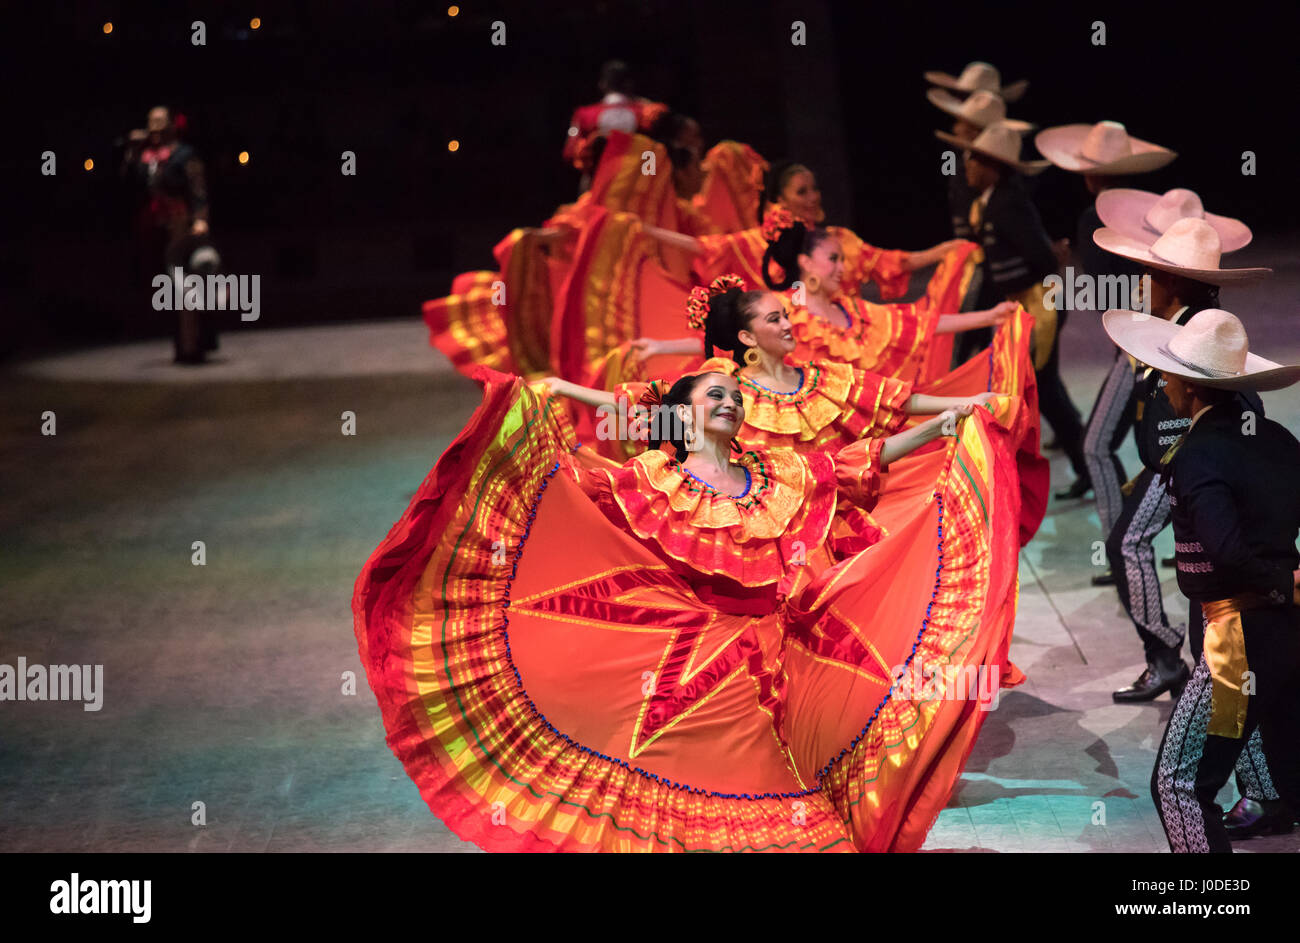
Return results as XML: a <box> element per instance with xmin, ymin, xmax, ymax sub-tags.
<box><xmin>797</xmin><ymin>236</ymin><xmax>844</xmax><ymax>296</ymax></box>
<box><xmin>681</xmin><ymin>372</ymin><xmax>744</xmax><ymax>441</ymax></box>
<box><xmin>737</xmin><ymin>292</ymin><xmax>794</xmax><ymax>357</ymax></box>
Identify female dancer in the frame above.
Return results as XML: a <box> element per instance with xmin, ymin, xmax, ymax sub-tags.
<box><xmin>353</xmin><ymin>359</ymin><xmax>1027</xmax><ymax>852</ymax></box>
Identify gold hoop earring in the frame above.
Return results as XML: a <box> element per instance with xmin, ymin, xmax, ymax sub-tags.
<box><xmin>743</xmin><ymin>346</ymin><xmax>761</xmax><ymax>367</ymax></box>
<box><xmin>804</xmin><ymin>273</ymin><xmax>822</xmax><ymax>295</ymax></box>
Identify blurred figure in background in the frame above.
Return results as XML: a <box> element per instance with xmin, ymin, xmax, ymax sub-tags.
<box><xmin>120</xmin><ymin>105</ymin><xmax>216</xmax><ymax>364</ymax></box>
<box><xmin>563</xmin><ymin>60</ymin><xmax>667</xmax><ymax>193</ymax></box>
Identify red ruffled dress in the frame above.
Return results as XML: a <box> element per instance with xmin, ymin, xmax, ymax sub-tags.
<box><xmin>353</xmin><ymin>367</ymin><xmax>1027</xmax><ymax>852</ymax></box>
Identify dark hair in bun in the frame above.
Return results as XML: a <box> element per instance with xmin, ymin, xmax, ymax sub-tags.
<box><xmin>761</xmin><ymin>222</ymin><xmax>833</xmax><ymax>291</ymax></box>
<box><xmin>648</xmin><ymin>373</ymin><xmax>707</xmax><ymax>461</ymax></box>
<box><xmin>702</xmin><ymin>287</ymin><xmax>766</xmax><ymax>367</ymax></box>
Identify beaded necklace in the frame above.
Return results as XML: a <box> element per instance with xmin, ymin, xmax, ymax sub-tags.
<box><xmin>742</xmin><ymin>367</ymin><xmax>806</xmax><ymax>398</ymax></box>
<box><xmin>678</xmin><ymin>463</ymin><xmax>753</xmax><ymax>499</ymax></box>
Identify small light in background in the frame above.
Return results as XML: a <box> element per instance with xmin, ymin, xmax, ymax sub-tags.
<box><xmin>102</xmin><ymin>22</ymin><xmax>113</xmax><ymax>34</ymax></box>
<box><xmin>250</xmin><ymin>17</ymin><xmax>261</xmax><ymax>30</ymax></box>
<box><xmin>448</xmin><ymin>6</ymin><xmax>460</xmax><ymax>16</ymax></box>
<box><xmin>238</xmin><ymin>151</ymin><xmax>250</xmax><ymax>165</ymax></box>
<box><xmin>84</xmin><ymin>159</ymin><xmax>95</xmax><ymax>171</ymax></box>
<box><xmin>447</xmin><ymin>140</ymin><xmax>460</xmax><ymax>153</ymax></box>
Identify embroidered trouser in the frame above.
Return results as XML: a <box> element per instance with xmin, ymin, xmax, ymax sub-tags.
<box><xmin>1083</xmin><ymin>349</ymin><xmax>1136</xmax><ymax>535</ymax></box>
<box><xmin>1151</xmin><ymin>606</ymin><xmax>1300</xmax><ymax>852</ymax></box>
<box><xmin>1106</xmin><ymin>467</ymin><xmax>1181</xmax><ymax>657</ymax></box>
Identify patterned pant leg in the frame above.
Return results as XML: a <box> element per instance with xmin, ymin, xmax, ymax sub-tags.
<box><xmin>1114</xmin><ymin>471</ymin><xmax>1182</xmax><ymax>648</ymax></box>
<box><xmin>1233</xmin><ymin>727</ymin><xmax>1279</xmax><ymax>802</ymax></box>
<box><xmin>1151</xmin><ymin>655</ymin><xmax>1252</xmax><ymax>853</ymax></box>
<box><xmin>1082</xmin><ymin>355</ymin><xmax>1135</xmax><ymax>534</ymax></box>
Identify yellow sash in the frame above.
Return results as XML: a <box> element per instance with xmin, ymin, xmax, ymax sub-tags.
<box><xmin>1201</xmin><ymin>597</ymin><xmax>1253</xmax><ymax>739</ymax></box>
<box><xmin>1009</xmin><ymin>281</ymin><xmax>1057</xmax><ymax>371</ymax></box>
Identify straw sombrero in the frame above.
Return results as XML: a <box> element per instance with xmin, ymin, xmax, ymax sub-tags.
<box><xmin>1092</xmin><ymin>217</ymin><xmax>1269</xmax><ymax>285</ymax></box>
<box><xmin>1103</xmin><ymin>308</ymin><xmax>1300</xmax><ymax>391</ymax></box>
<box><xmin>927</xmin><ymin>88</ymin><xmax>1033</xmax><ymax>132</ymax></box>
<box><xmin>935</xmin><ymin>121</ymin><xmax>1049</xmax><ymax>175</ymax></box>
<box><xmin>1095</xmin><ymin>188</ymin><xmax>1251</xmax><ymax>252</ymax></box>
<box><xmin>924</xmin><ymin>61</ymin><xmax>1027</xmax><ymax>103</ymax></box>
<box><xmin>1035</xmin><ymin>121</ymin><xmax>1176</xmax><ymax>175</ymax></box>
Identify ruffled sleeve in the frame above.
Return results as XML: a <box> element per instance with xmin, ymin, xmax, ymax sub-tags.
<box><xmin>692</xmin><ymin>228</ymin><xmax>769</xmax><ymax>288</ymax></box>
<box><xmin>805</xmin><ymin>361</ymin><xmax>910</xmax><ymax>442</ymax></box>
<box><xmin>830</xmin><ymin>436</ymin><xmax>889</xmax><ymax>511</ymax></box>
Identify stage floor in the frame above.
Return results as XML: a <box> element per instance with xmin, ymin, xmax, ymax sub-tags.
<box><xmin>4</xmin><ymin>242</ymin><xmax>1299</xmax><ymax>853</ymax></box>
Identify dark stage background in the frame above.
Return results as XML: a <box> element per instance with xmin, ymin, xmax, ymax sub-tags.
<box><xmin>5</xmin><ymin>0</ymin><xmax>1298</xmax><ymax>357</ymax></box>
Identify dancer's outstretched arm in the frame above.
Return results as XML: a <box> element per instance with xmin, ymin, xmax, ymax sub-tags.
<box><xmin>642</xmin><ymin>225</ymin><xmax>705</xmax><ymax>255</ymax></box>
<box><xmin>879</xmin><ymin>406</ymin><xmax>971</xmax><ymax>465</ymax></box>
<box><xmin>904</xmin><ymin>238</ymin><xmax>969</xmax><ymax>271</ymax></box>
<box><xmin>935</xmin><ymin>300</ymin><xmax>1017</xmax><ymax>334</ymax></box>
<box><xmin>630</xmin><ymin>336</ymin><xmax>705</xmax><ymax>360</ymax></box>
<box><xmin>539</xmin><ymin>377</ymin><xmax>619</xmax><ymax>409</ymax></box>
<box><xmin>906</xmin><ymin>392</ymin><xmax>998</xmax><ymax>415</ymax></box>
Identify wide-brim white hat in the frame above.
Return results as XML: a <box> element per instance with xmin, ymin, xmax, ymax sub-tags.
<box><xmin>1103</xmin><ymin>308</ymin><xmax>1300</xmax><ymax>391</ymax></box>
<box><xmin>924</xmin><ymin>61</ymin><xmax>1027</xmax><ymax>102</ymax></box>
<box><xmin>1095</xmin><ymin>188</ymin><xmax>1251</xmax><ymax>252</ymax></box>
<box><xmin>927</xmin><ymin>88</ymin><xmax>1033</xmax><ymax>132</ymax></box>
<box><xmin>1092</xmin><ymin>217</ymin><xmax>1269</xmax><ymax>285</ymax></box>
<box><xmin>1036</xmin><ymin>121</ymin><xmax>1176</xmax><ymax>175</ymax></box>
<box><xmin>935</xmin><ymin>121</ymin><xmax>1048</xmax><ymax>175</ymax></box>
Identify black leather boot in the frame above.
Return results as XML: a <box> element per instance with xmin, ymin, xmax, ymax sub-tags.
<box><xmin>1113</xmin><ymin>657</ymin><xmax>1189</xmax><ymax>703</ymax></box>
<box><xmin>1224</xmin><ymin>798</ymin><xmax>1296</xmax><ymax>840</ymax></box>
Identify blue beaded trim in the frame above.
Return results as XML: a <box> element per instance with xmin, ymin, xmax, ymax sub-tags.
<box><xmin>495</xmin><ymin>449</ymin><xmax>949</xmax><ymax>801</ymax></box>
<box><xmin>833</xmin><ymin>301</ymin><xmax>855</xmax><ymax>332</ymax></box>
<box><xmin>679</xmin><ymin>463</ymin><xmax>752</xmax><ymax>499</ymax></box>
<box><xmin>743</xmin><ymin>367</ymin><xmax>805</xmax><ymax>397</ymax></box>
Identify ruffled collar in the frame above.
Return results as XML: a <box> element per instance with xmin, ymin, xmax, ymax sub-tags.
<box><xmin>600</xmin><ymin>447</ymin><xmax>837</xmax><ymax>587</ymax></box>
<box><xmin>787</xmin><ymin>296</ymin><xmax>870</xmax><ymax>363</ymax></box>
<box><xmin>696</xmin><ymin>355</ymin><xmax>856</xmax><ymax>442</ymax></box>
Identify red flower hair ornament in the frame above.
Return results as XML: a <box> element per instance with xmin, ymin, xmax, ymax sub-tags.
<box><xmin>685</xmin><ymin>274</ymin><xmax>747</xmax><ymax>330</ymax></box>
<box><xmin>761</xmin><ymin>205</ymin><xmax>796</xmax><ymax>244</ymax></box>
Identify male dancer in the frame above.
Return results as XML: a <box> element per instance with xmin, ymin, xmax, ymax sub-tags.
<box><xmin>1103</xmin><ymin>307</ymin><xmax>1300</xmax><ymax>853</ymax></box>
<box><xmin>1092</xmin><ymin>218</ymin><xmax>1269</xmax><ymax>702</ymax></box>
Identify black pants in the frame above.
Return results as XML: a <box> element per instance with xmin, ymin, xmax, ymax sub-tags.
<box><xmin>1082</xmin><ymin>349</ymin><xmax>1137</xmax><ymax>534</ymax></box>
<box><xmin>1106</xmin><ymin>466</ymin><xmax>1182</xmax><ymax>661</ymax></box>
<box><xmin>1151</xmin><ymin>605</ymin><xmax>1300</xmax><ymax>852</ymax></box>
